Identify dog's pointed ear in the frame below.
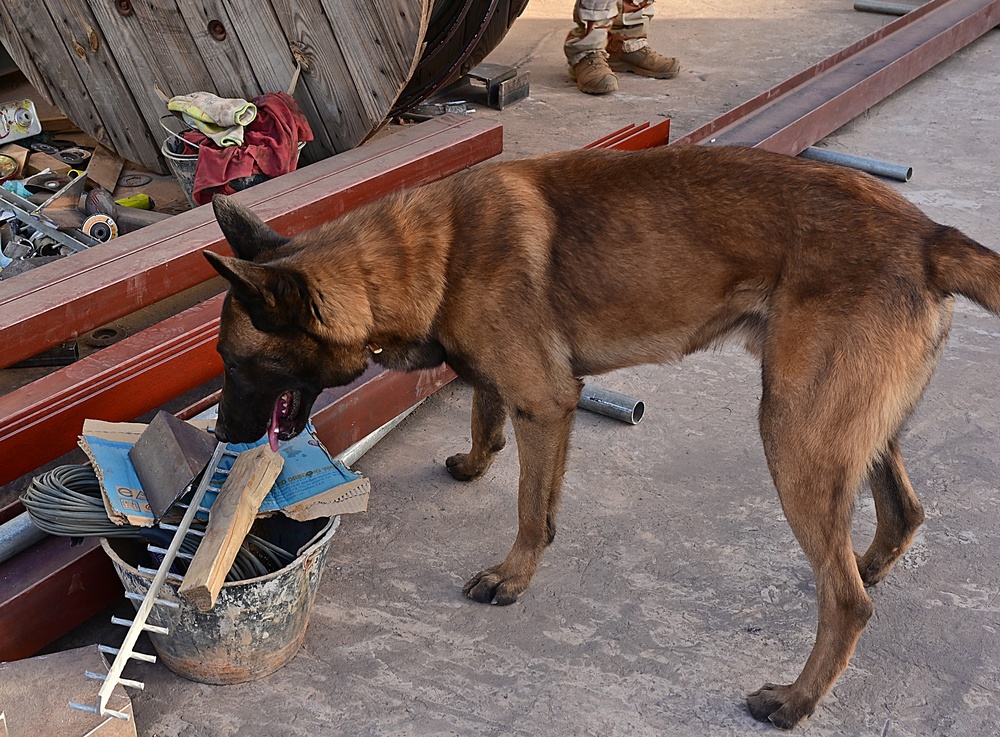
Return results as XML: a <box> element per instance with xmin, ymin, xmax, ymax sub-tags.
<box><xmin>212</xmin><ymin>194</ymin><xmax>289</xmax><ymax>259</ymax></box>
<box><xmin>204</xmin><ymin>251</ymin><xmax>311</xmax><ymax>333</ymax></box>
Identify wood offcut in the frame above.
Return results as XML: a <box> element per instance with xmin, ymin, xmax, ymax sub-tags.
<box><xmin>178</xmin><ymin>446</ymin><xmax>284</xmax><ymax>612</ymax></box>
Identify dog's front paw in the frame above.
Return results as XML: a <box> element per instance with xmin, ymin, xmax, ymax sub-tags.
<box><xmin>446</xmin><ymin>453</ymin><xmax>488</xmax><ymax>481</ymax></box>
<box><xmin>462</xmin><ymin>565</ymin><xmax>526</xmax><ymax>606</ymax></box>
<box><xmin>746</xmin><ymin>683</ymin><xmax>813</xmax><ymax>730</ymax></box>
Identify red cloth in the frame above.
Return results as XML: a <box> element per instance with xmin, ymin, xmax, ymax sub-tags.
<box><xmin>184</xmin><ymin>91</ymin><xmax>313</xmax><ymax>205</ymax></box>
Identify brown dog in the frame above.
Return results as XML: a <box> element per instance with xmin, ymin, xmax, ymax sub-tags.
<box><xmin>205</xmin><ymin>144</ymin><xmax>1000</xmax><ymax>729</ymax></box>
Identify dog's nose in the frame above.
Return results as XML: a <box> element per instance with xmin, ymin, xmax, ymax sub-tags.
<box><xmin>211</xmin><ymin>423</ymin><xmax>229</xmax><ymax>442</ymax></box>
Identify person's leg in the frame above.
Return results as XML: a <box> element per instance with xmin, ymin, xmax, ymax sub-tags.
<box><xmin>608</xmin><ymin>1</ymin><xmax>681</xmax><ymax>79</ymax></box>
<box><xmin>565</xmin><ymin>0</ymin><xmax>619</xmax><ymax>94</ymax></box>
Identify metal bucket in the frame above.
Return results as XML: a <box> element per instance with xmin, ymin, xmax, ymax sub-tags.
<box><xmin>101</xmin><ymin>514</ymin><xmax>338</xmax><ymax>684</ymax></box>
<box><xmin>160</xmin><ymin>114</ymin><xmax>199</xmax><ymax>207</ymax></box>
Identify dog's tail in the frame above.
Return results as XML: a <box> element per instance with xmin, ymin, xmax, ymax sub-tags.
<box><xmin>930</xmin><ymin>226</ymin><xmax>1000</xmax><ymax>316</ymax></box>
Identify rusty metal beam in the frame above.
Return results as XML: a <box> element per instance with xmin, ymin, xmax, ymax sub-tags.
<box><xmin>0</xmin><ymin>115</ymin><xmax>503</xmax><ymax>369</ymax></box>
<box><xmin>675</xmin><ymin>0</ymin><xmax>1000</xmax><ymax>152</ymax></box>
<box><xmin>311</xmin><ymin>366</ymin><xmax>458</xmax><ymax>453</ymax></box>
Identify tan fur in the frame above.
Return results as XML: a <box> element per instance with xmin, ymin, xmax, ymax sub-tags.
<box><xmin>206</xmin><ymin>144</ymin><xmax>1000</xmax><ymax>730</ymax></box>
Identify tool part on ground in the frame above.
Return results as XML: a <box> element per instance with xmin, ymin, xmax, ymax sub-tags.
<box><xmin>178</xmin><ymin>445</ymin><xmax>284</xmax><ymax>612</ymax></box>
<box><xmin>467</xmin><ymin>63</ymin><xmax>531</xmax><ymax>110</ymax></box>
<box><xmin>0</xmin><ymin>99</ymin><xmax>42</xmax><ymax>143</ymax></box>
<box><xmin>83</xmin><ymin>214</ymin><xmax>119</xmax><ymax>242</ymax></box>
<box><xmin>799</xmin><ymin>146</ymin><xmax>913</xmax><ymax>181</ymax></box>
<box><xmin>0</xmin><ymin>184</ymin><xmax>101</xmax><ymax>253</ymax></box>
<box><xmin>118</xmin><ymin>173</ymin><xmax>153</xmax><ymax>188</ymax></box>
<box><xmin>115</xmin><ymin>193</ymin><xmax>153</xmax><ymax>210</ymax></box>
<box><xmin>70</xmin><ymin>443</ymin><xmax>231</xmax><ymax>721</ymax></box>
<box><xmin>0</xmin><ymin>154</ymin><xmax>18</xmax><ymax>180</ymax></box>
<box><xmin>55</xmin><ymin>147</ymin><xmax>92</xmax><ymax>166</ymax></box>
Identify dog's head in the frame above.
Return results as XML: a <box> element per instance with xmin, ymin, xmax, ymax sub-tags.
<box><xmin>204</xmin><ymin>195</ymin><xmax>372</xmax><ymax>450</ymax></box>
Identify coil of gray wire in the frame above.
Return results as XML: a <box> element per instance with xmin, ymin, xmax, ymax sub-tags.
<box><xmin>21</xmin><ymin>464</ymin><xmax>294</xmax><ymax>582</ymax></box>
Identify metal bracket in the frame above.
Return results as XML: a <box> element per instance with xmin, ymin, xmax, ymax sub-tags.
<box><xmin>467</xmin><ymin>63</ymin><xmax>530</xmax><ymax>110</ymax></box>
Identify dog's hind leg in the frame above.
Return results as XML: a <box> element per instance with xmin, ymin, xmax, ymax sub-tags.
<box><xmin>748</xmin><ymin>411</ymin><xmax>874</xmax><ymax>729</ymax></box>
<box><xmin>463</xmin><ymin>379</ymin><xmax>581</xmax><ymax>605</ymax></box>
<box><xmin>746</xmin><ymin>329</ymin><xmax>888</xmax><ymax>728</ymax></box>
<box><xmin>856</xmin><ymin>439</ymin><xmax>925</xmax><ymax>587</ymax></box>
<box><xmin>446</xmin><ymin>387</ymin><xmax>508</xmax><ymax>481</ymax></box>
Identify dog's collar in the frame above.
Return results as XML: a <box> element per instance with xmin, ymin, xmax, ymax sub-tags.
<box><xmin>367</xmin><ymin>342</ymin><xmax>383</xmax><ymax>355</ymax></box>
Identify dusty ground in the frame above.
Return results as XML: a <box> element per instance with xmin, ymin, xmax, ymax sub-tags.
<box><xmin>39</xmin><ymin>1</ymin><xmax>1000</xmax><ymax>735</ymax></box>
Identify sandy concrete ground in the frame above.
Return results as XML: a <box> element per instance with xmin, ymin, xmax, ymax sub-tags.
<box><xmin>58</xmin><ymin>2</ymin><xmax>1000</xmax><ymax>735</ymax></box>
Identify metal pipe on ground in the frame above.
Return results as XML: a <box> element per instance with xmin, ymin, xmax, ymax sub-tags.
<box><xmin>578</xmin><ymin>385</ymin><xmax>645</xmax><ymax>425</ymax></box>
<box><xmin>799</xmin><ymin>147</ymin><xmax>913</xmax><ymax>181</ymax></box>
<box><xmin>855</xmin><ymin>1</ymin><xmax>924</xmax><ymax>15</ymax></box>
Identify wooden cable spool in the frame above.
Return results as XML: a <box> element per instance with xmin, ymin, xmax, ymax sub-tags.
<box><xmin>0</xmin><ymin>0</ymin><xmax>527</xmax><ymax>173</ymax></box>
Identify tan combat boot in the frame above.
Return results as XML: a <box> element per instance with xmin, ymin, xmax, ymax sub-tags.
<box><xmin>608</xmin><ymin>46</ymin><xmax>681</xmax><ymax>79</ymax></box>
<box><xmin>569</xmin><ymin>52</ymin><xmax>618</xmax><ymax>95</ymax></box>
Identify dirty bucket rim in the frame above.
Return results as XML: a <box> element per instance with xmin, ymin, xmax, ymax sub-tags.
<box><xmin>160</xmin><ymin>113</ymin><xmax>203</xmax><ymax>152</ymax></box>
<box><xmin>100</xmin><ymin>514</ymin><xmax>340</xmax><ymax>588</ymax></box>
<box><xmin>160</xmin><ymin>137</ymin><xmax>198</xmax><ymax>162</ymax></box>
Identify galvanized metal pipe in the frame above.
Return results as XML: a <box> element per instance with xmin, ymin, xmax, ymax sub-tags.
<box><xmin>854</xmin><ymin>0</ymin><xmax>922</xmax><ymax>16</ymax></box>
<box><xmin>577</xmin><ymin>385</ymin><xmax>645</xmax><ymax>425</ymax></box>
<box><xmin>799</xmin><ymin>147</ymin><xmax>913</xmax><ymax>182</ymax></box>
<box><xmin>0</xmin><ymin>512</ymin><xmax>47</xmax><ymax>565</ymax></box>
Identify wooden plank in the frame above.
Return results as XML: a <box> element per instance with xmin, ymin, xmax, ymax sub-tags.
<box><xmin>42</xmin><ymin>2</ymin><xmax>161</xmax><ymax>166</ymax></box>
<box><xmin>2</xmin><ymin>2</ymin><xmax>107</xmax><ymax>144</ymax></box>
<box><xmin>174</xmin><ymin>0</ymin><xmax>263</xmax><ymax>99</ymax></box>
<box><xmin>87</xmin><ymin>144</ymin><xmax>125</xmax><ymax>192</ymax></box>
<box><xmin>269</xmin><ymin>0</ymin><xmax>373</xmax><ymax>152</ymax></box>
<box><xmin>0</xmin><ymin>116</ymin><xmax>503</xmax><ymax>369</ymax></box>
<box><xmin>85</xmin><ymin>0</ymin><xmax>201</xmax><ymax>172</ymax></box>
<box><xmin>0</xmin><ymin>4</ymin><xmax>54</xmax><ymax>105</ymax></box>
<box><xmin>320</xmin><ymin>0</ymin><xmax>429</xmax><ymax>122</ymax></box>
<box><xmin>130</xmin><ymin>0</ymin><xmax>219</xmax><ymax>98</ymax></box>
<box><xmin>178</xmin><ymin>446</ymin><xmax>284</xmax><ymax>611</ymax></box>
<box><xmin>220</xmin><ymin>0</ymin><xmax>336</xmax><ymax>161</ymax></box>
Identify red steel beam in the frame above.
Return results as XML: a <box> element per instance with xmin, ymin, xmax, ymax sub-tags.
<box><xmin>0</xmin><ymin>296</ymin><xmax>224</xmax><ymax>488</ymax></box>
<box><xmin>675</xmin><ymin>0</ymin><xmax>1000</xmax><ymax>152</ymax></box>
<box><xmin>0</xmin><ymin>114</ymin><xmax>503</xmax><ymax>369</ymax></box>
<box><xmin>0</xmin><ymin>536</ymin><xmax>124</xmax><ymax>662</ymax></box>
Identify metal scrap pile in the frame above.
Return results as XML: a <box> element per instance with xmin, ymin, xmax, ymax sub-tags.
<box><xmin>1</xmin><ymin>98</ymin><xmax>172</xmax><ymax>278</ymax></box>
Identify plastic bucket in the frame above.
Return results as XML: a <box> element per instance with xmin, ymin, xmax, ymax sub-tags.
<box><xmin>101</xmin><ymin>514</ymin><xmax>339</xmax><ymax>684</ymax></box>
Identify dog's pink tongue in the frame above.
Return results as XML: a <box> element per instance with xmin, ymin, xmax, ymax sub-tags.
<box><xmin>268</xmin><ymin>399</ymin><xmax>281</xmax><ymax>452</ymax></box>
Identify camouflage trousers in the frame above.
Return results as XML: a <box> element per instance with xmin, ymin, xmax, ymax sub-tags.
<box><xmin>565</xmin><ymin>0</ymin><xmax>655</xmax><ymax>65</ymax></box>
